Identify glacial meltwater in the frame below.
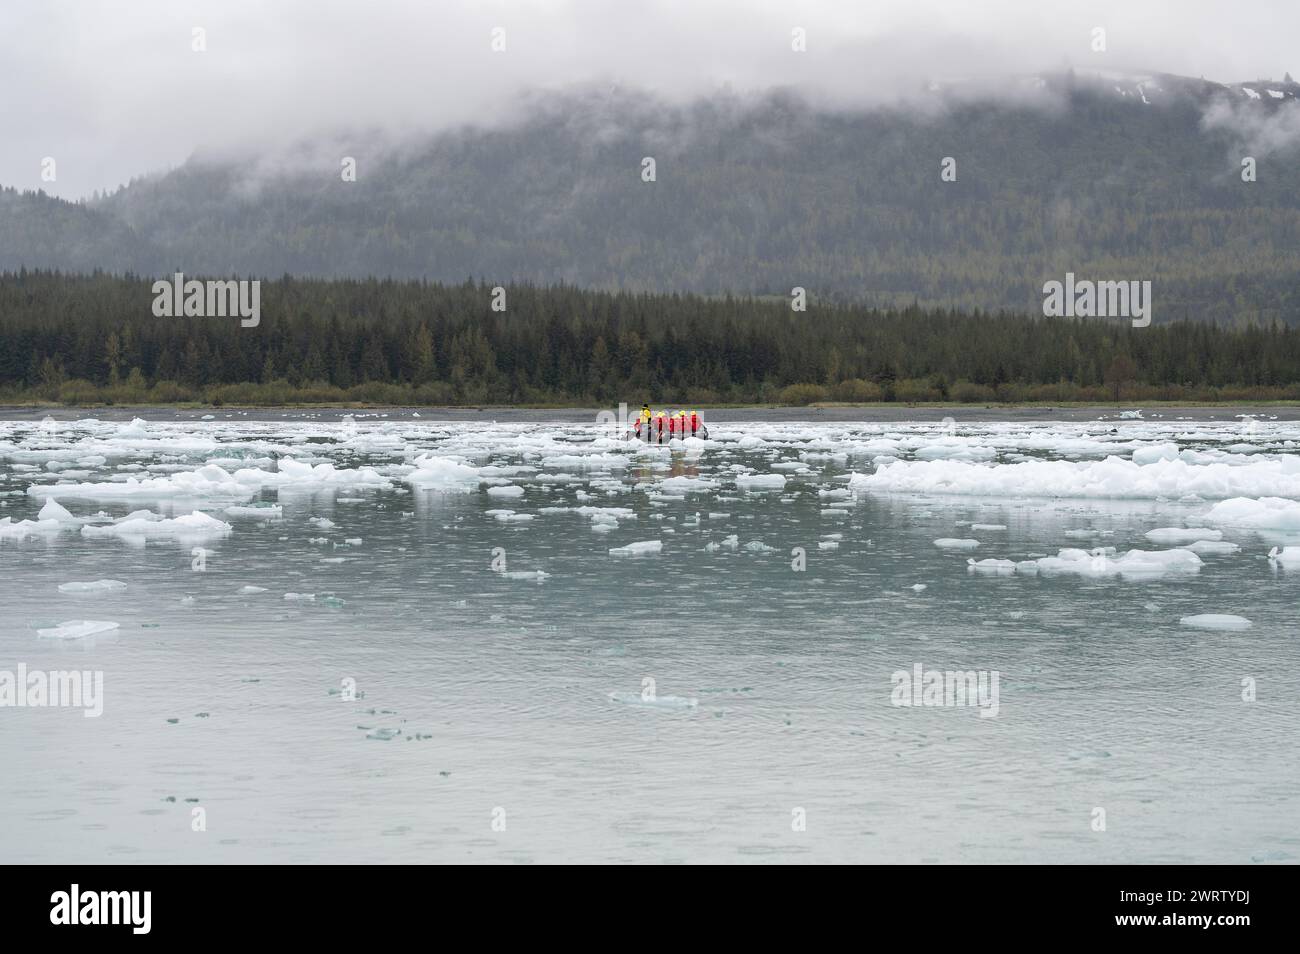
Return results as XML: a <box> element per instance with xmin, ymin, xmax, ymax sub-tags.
<box><xmin>2</xmin><ymin>411</ymin><xmax>1298</xmax><ymax>863</ymax></box>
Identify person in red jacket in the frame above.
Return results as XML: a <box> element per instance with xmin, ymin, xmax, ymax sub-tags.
<box><xmin>655</xmin><ymin>411</ymin><xmax>666</xmax><ymax>443</ymax></box>
<box><xmin>668</xmin><ymin>412</ymin><xmax>678</xmax><ymax>439</ymax></box>
<box><xmin>690</xmin><ymin>410</ymin><xmax>700</xmax><ymax>436</ymax></box>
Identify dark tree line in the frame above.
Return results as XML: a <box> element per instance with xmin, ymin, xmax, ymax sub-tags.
<box><xmin>2</xmin><ymin>271</ymin><xmax>1298</xmax><ymax>405</ymax></box>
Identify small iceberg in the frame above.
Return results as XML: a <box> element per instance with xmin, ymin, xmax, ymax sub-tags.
<box><xmin>58</xmin><ymin>579</ymin><xmax>128</xmax><ymax>594</ymax></box>
<box><xmin>609</xmin><ymin>540</ymin><xmax>663</xmax><ymax>556</ymax></box>
<box><xmin>38</xmin><ymin>620</ymin><xmax>120</xmax><ymax>640</ymax></box>
<box><xmin>934</xmin><ymin>538</ymin><xmax>981</xmax><ymax>550</ymax></box>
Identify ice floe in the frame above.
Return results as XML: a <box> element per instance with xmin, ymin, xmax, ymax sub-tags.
<box><xmin>968</xmin><ymin>547</ymin><xmax>1202</xmax><ymax>578</ymax></box>
<box><xmin>1203</xmin><ymin>497</ymin><xmax>1300</xmax><ymax>530</ymax></box>
<box><xmin>80</xmin><ymin>510</ymin><xmax>232</xmax><ymax>540</ymax></box>
<box><xmin>934</xmin><ymin>538</ymin><xmax>981</xmax><ymax>550</ymax></box>
<box><xmin>37</xmin><ymin>620</ymin><xmax>120</xmax><ymax>640</ymax></box>
<box><xmin>609</xmin><ymin>540</ymin><xmax>663</xmax><ymax>556</ymax></box>
<box><xmin>57</xmin><ymin>580</ymin><xmax>128</xmax><ymax>593</ymax></box>
<box><xmin>851</xmin><ymin>455</ymin><xmax>1300</xmax><ymax>500</ymax></box>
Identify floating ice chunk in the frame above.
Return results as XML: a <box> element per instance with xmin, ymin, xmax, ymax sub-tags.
<box><xmin>38</xmin><ymin>620</ymin><xmax>119</xmax><ymax>639</ymax></box>
<box><xmin>607</xmin><ymin>690</ymin><xmax>697</xmax><ymax>708</ymax></box>
<box><xmin>238</xmin><ymin>585</ymin><xmax>268</xmax><ymax>594</ymax></box>
<box><xmin>967</xmin><ymin>558</ymin><xmax>1017</xmax><ymax>575</ymax></box>
<box><xmin>1029</xmin><ymin>547</ymin><xmax>1201</xmax><ymax>578</ymax></box>
<box><xmin>609</xmin><ymin>540</ymin><xmax>663</xmax><ymax>556</ymax></box>
<box><xmin>28</xmin><ymin>463</ymin><xmax>254</xmax><ymax>501</ymax></box>
<box><xmin>818</xmin><ymin>540</ymin><xmax>839</xmax><ymax>550</ymax></box>
<box><xmin>404</xmin><ymin>455</ymin><xmax>483</xmax><ymax>491</ymax></box>
<box><xmin>38</xmin><ymin>499</ymin><xmax>78</xmax><ymax>523</ymax></box>
<box><xmin>243</xmin><ymin>458</ymin><xmax>391</xmax><ymax>491</ymax></box>
<box><xmin>934</xmin><ymin>538</ymin><xmax>981</xmax><ymax>550</ymax></box>
<box><xmin>343</xmin><ymin>537</ymin><xmax>362</xmax><ymax>545</ymax></box>
<box><xmin>0</xmin><ymin>516</ymin><xmax>64</xmax><ymax>540</ymax></box>
<box><xmin>58</xmin><ymin>579</ymin><xmax>127</xmax><ymax>593</ymax></box>
<box><xmin>487</xmin><ymin>485</ymin><xmax>525</xmax><ymax>498</ymax></box>
<box><xmin>81</xmin><ymin>510</ymin><xmax>232</xmax><ymax>540</ymax></box>
<box><xmin>1144</xmin><ymin>527</ymin><xmax>1222</xmax><ymax>545</ymax></box>
<box><xmin>744</xmin><ymin>541</ymin><xmax>776</xmax><ymax>552</ymax></box>
<box><xmin>720</xmin><ymin>535</ymin><xmax>739</xmax><ymax>549</ymax></box>
<box><xmin>486</xmin><ymin>509</ymin><xmax>533</xmax><ymax>523</ymax></box>
<box><xmin>914</xmin><ymin>443</ymin><xmax>996</xmax><ymax>461</ymax></box>
<box><xmin>970</xmin><ymin>523</ymin><xmax>1006</xmax><ymax>531</ymax></box>
<box><xmin>736</xmin><ymin>473</ymin><xmax>787</xmax><ymax>491</ymax></box>
<box><xmin>1132</xmin><ymin>443</ymin><xmax>1179</xmax><ymax>464</ymax></box>
<box><xmin>1180</xmin><ymin>614</ymin><xmax>1252</xmax><ymax>631</ymax></box>
<box><xmin>910</xmin><ymin>583</ymin><xmax>928</xmax><ymax>591</ymax></box>
<box><xmin>1268</xmin><ymin>546</ymin><xmax>1300</xmax><ymax>566</ymax></box>
<box><xmin>661</xmin><ymin>476</ymin><xmax>718</xmax><ymax>493</ymax></box>
<box><xmin>501</xmin><ymin>570</ymin><xmax>550</xmax><ymax>581</ymax></box>
<box><xmin>1204</xmin><ymin>497</ymin><xmax>1300</xmax><ymax>530</ymax></box>
<box><xmin>1119</xmin><ymin>409</ymin><xmax>1143</xmax><ymax>419</ymax></box>
<box><xmin>309</xmin><ymin>517</ymin><xmax>335</xmax><ymax>529</ymax></box>
<box><xmin>707</xmin><ymin>512</ymin><xmax>730</xmax><ymax>519</ymax></box>
<box><xmin>283</xmin><ymin>592</ymin><xmax>316</xmax><ymax>601</ymax></box>
<box><xmin>225</xmin><ymin>503</ymin><xmax>283</xmax><ymax>518</ymax></box>
<box><xmin>852</xmin><ymin>456</ymin><xmax>1300</xmax><ymax>500</ymax></box>
<box><xmin>1180</xmin><ymin>540</ymin><xmax>1239</xmax><ymax>555</ymax></box>
<box><xmin>821</xmin><ymin>508</ymin><xmax>848</xmax><ymax>516</ymax></box>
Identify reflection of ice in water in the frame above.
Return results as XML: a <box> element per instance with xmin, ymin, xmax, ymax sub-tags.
<box><xmin>2</xmin><ymin>414</ymin><xmax>1300</xmax><ymax>863</ymax></box>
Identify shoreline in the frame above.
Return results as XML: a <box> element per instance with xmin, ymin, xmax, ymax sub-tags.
<box><xmin>1</xmin><ymin>403</ymin><xmax>1296</xmax><ymax>423</ymax></box>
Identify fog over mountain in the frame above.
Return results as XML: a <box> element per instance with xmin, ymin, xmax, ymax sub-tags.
<box><xmin>4</xmin><ymin>68</ymin><xmax>1300</xmax><ymax>324</ymax></box>
<box><xmin>3</xmin><ymin>0</ymin><xmax>1298</xmax><ymax>199</ymax></box>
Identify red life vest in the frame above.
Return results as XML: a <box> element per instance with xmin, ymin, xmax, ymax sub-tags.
<box><xmin>690</xmin><ymin>413</ymin><xmax>699</xmax><ymax>433</ymax></box>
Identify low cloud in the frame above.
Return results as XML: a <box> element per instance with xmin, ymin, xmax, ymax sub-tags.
<box><xmin>3</xmin><ymin>0</ymin><xmax>1297</xmax><ymax>198</ymax></box>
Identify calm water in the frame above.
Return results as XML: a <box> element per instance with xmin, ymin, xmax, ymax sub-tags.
<box><xmin>1</xmin><ymin>413</ymin><xmax>1297</xmax><ymax>863</ymax></box>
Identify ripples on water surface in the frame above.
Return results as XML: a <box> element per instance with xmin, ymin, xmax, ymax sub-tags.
<box><xmin>2</xmin><ymin>413</ymin><xmax>1298</xmax><ymax>863</ymax></box>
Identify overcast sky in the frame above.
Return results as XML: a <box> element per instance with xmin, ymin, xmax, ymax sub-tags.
<box><xmin>3</xmin><ymin>0</ymin><xmax>1296</xmax><ymax>199</ymax></box>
